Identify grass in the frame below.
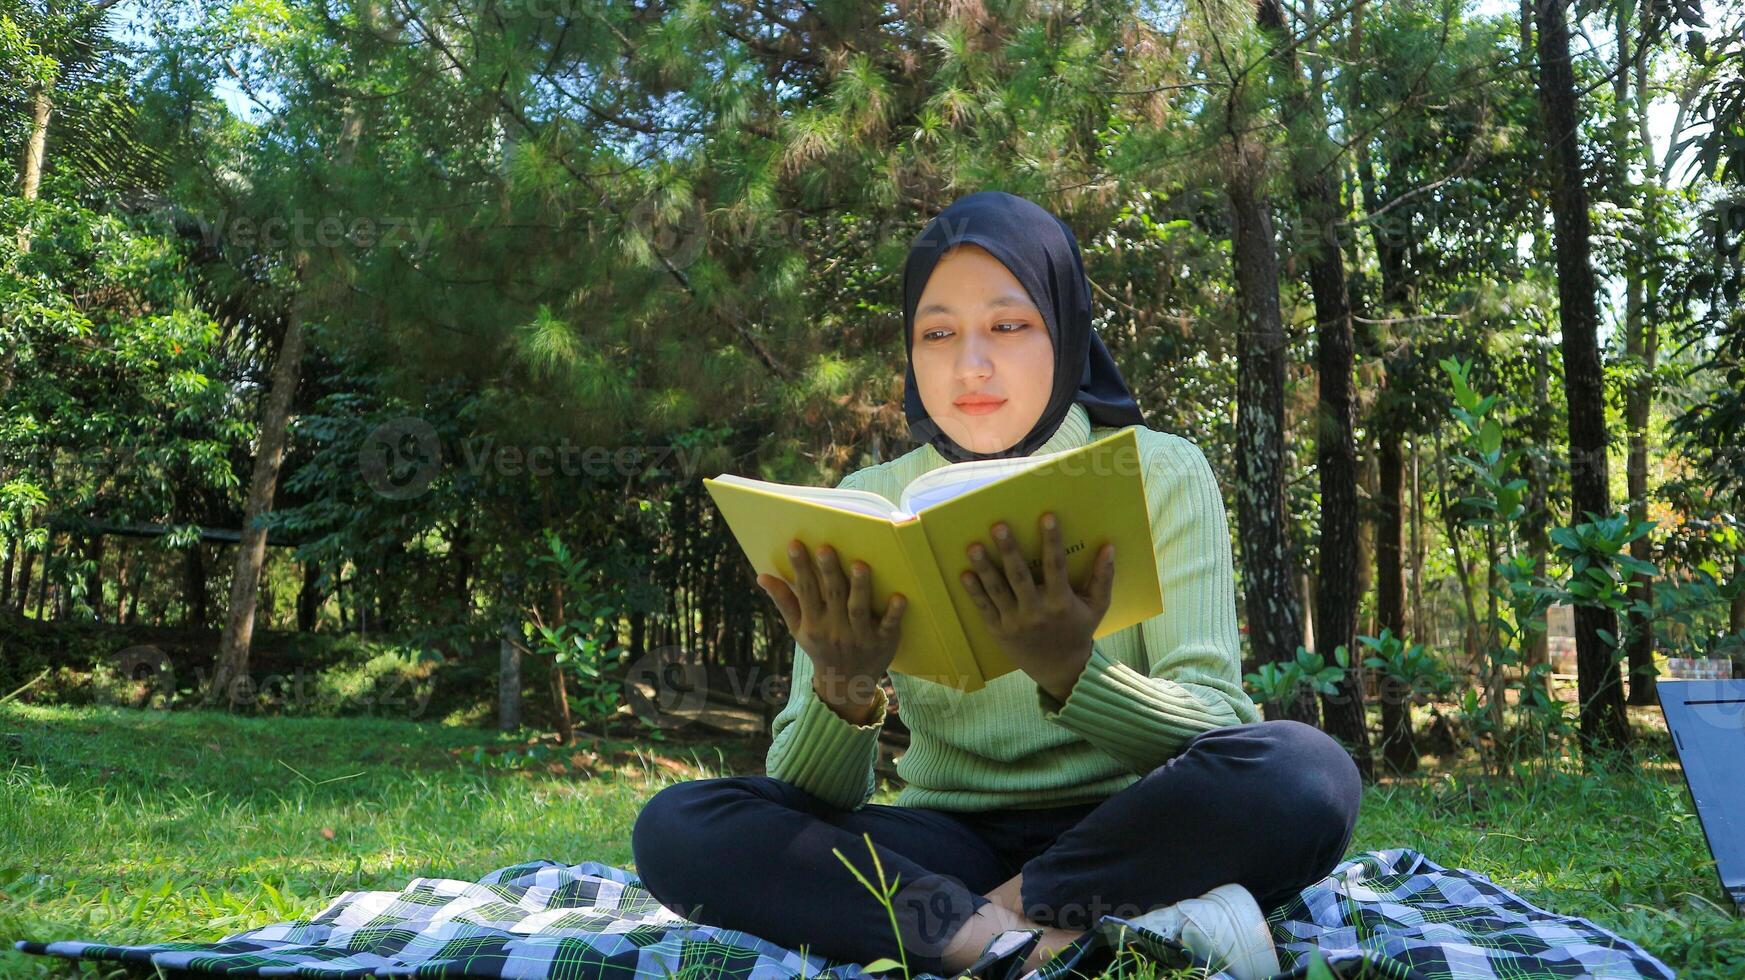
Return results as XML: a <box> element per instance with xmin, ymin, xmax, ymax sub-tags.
<box><xmin>1</xmin><ymin>701</ymin><xmax>1740</xmax><ymax>978</ymax></box>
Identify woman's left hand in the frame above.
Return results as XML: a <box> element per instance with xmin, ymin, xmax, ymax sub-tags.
<box><xmin>959</xmin><ymin>512</ymin><xmax>1116</xmax><ymax>702</ymax></box>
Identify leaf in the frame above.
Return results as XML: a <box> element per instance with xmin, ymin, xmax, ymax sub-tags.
<box><xmin>1480</xmin><ymin>419</ymin><xmax>1503</xmax><ymax>455</ymax></box>
<box><xmin>1616</xmin><ymin>556</ymin><xmax>1658</xmax><ymax>577</ymax></box>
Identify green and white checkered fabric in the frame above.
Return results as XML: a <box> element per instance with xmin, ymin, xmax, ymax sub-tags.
<box><xmin>14</xmin><ymin>848</ymin><xmax>1675</xmax><ymax>979</ymax></box>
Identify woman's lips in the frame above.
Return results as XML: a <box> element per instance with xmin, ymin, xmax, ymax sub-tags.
<box><xmin>955</xmin><ymin>397</ymin><xmax>1006</xmax><ymax>416</ymax></box>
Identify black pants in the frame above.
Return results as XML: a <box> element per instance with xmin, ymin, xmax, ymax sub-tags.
<box><xmin>631</xmin><ymin>719</ymin><xmax>1361</xmax><ymax>976</ymax></box>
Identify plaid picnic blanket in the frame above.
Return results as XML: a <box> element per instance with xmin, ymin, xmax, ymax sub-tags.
<box><xmin>13</xmin><ymin>847</ymin><xmax>1677</xmax><ymax>979</ymax></box>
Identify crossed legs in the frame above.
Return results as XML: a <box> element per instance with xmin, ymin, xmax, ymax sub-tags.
<box><xmin>631</xmin><ymin>720</ymin><xmax>1361</xmax><ymax>976</ymax></box>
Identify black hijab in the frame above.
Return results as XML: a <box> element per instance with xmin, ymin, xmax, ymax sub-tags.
<box><xmin>901</xmin><ymin>190</ymin><xmax>1147</xmax><ymax>463</ymax></box>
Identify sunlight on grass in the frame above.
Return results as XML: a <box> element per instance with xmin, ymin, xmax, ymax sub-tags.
<box><xmin>2</xmin><ymin>703</ymin><xmax>1740</xmax><ymax>977</ymax></box>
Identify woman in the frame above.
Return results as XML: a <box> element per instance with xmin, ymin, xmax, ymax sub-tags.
<box><xmin>631</xmin><ymin>191</ymin><xmax>1361</xmax><ymax>979</ymax></box>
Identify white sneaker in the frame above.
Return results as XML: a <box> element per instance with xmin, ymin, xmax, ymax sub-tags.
<box><xmin>1125</xmin><ymin>883</ymin><xmax>1281</xmax><ymax>980</ymax></box>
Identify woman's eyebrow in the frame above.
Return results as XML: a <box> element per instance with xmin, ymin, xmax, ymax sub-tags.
<box><xmin>916</xmin><ymin>294</ymin><xmax>1035</xmax><ymax>317</ymax></box>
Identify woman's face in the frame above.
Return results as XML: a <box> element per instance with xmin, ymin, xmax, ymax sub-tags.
<box><xmin>911</xmin><ymin>244</ymin><xmax>1055</xmax><ymax>455</ymax></box>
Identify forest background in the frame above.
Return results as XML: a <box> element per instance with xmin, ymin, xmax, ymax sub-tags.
<box><xmin>4</xmin><ymin>0</ymin><xmax>1745</xmax><ymax>791</ymax></box>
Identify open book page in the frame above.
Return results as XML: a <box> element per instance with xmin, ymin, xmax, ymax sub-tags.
<box><xmin>704</xmin><ymin>474</ymin><xmax>904</xmax><ymax>521</ymax></box>
<box><xmin>896</xmin><ymin>448</ymin><xmax>1068</xmax><ymax>517</ymax></box>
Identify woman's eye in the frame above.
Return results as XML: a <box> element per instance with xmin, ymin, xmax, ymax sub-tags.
<box><xmin>921</xmin><ymin>322</ymin><xmax>1026</xmax><ymax>341</ymax></box>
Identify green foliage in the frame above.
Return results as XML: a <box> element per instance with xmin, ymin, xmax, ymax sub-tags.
<box><xmin>1438</xmin><ymin>356</ymin><xmax>1575</xmax><ymax>774</ymax></box>
<box><xmin>1358</xmin><ymin>628</ymin><xmax>1456</xmax><ymax>703</ymax></box>
<box><xmin>522</xmin><ymin>530</ymin><xmax>647</xmax><ymax>736</ymax></box>
<box><xmin>1244</xmin><ymin>644</ymin><xmax>1351</xmax><ymax>709</ymax></box>
<box><xmin>0</xmin><ymin>189</ymin><xmax>240</xmax><ymax>626</ymax></box>
<box><xmin>1545</xmin><ymin>514</ymin><xmax>1659</xmax><ymax>652</ymax></box>
<box><xmin>2</xmin><ymin>0</ymin><xmax>1742</xmax><ymax>781</ymax></box>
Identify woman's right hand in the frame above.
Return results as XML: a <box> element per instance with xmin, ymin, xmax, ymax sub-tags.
<box><xmin>757</xmin><ymin>538</ymin><xmax>907</xmax><ymax>721</ymax></box>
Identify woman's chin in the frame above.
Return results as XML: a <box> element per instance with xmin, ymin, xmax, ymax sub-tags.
<box><xmin>948</xmin><ymin>424</ymin><xmax>1021</xmax><ymax>455</ymax></box>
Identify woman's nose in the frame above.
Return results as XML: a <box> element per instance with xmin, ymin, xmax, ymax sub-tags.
<box><xmin>954</xmin><ymin>334</ymin><xmax>994</xmax><ymax>380</ymax></box>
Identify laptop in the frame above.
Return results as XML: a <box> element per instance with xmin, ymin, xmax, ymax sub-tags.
<box><xmin>1655</xmin><ymin>678</ymin><xmax>1744</xmax><ymax>914</ymax></box>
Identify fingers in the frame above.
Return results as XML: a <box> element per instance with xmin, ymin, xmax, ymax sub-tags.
<box><xmin>784</xmin><ymin>537</ymin><xmax>865</xmax><ymax>632</ymax></box>
<box><xmin>787</xmin><ymin>538</ymin><xmax>825</xmax><ymax>626</ymax></box>
<box><xmin>813</xmin><ymin>543</ymin><xmax>850</xmax><ymax>614</ymax></box>
<box><xmin>1039</xmin><ymin>512</ymin><xmax>1067</xmax><ymax>599</ymax></box>
<box><xmin>846</xmin><ymin>558</ymin><xmax>873</xmax><ymax>631</ymax></box>
<box><xmin>878</xmin><ymin>591</ymin><xmax>907</xmax><ymax>640</ymax></box>
<box><xmin>1087</xmin><ymin>542</ymin><xmax>1117</xmax><ymax>614</ymax></box>
<box><xmin>758</xmin><ymin>574</ymin><xmax>801</xmax><ymax>634</ymax></box>
<box><xmin>963</xmin><ymin>533</ymin><xmax>1016</xmax><ymax>615</ymax></box>
<box><xmin>990</xmin><ymin>521</ymin><xmax>1040</xmax><ymax>607</ymax></box>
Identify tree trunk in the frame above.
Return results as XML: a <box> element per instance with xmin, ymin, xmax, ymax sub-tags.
<box><xmin>14</xmin><ymin>547</ymin><xmax>32</xmax><ymax>615</ymax></box>
<box><xmin>1225</xmin><ymin>127</ymin><xmax>1314</xmax><ymax>726</ymax></box>
<box><xmin>34</xmin><ymin>534</ymin><xmax>54</xmax><ymax>620</ymax></box>
<box><xmin>1353</xmin><ymin>44</ymin><xmax>1416</xmax><ymax>668</ymax></box>
<box><xmin>1</xmin><ymin>539</ymin><xmax>14</xmax><ymax>610</ymax></box>
<box><xmin>185</xmin><ymin>543</ymin><xmax>208</xmax><ymax>628</ymax></box>
<box><xmin>1356</xmin><ymin>446</ymin><xmax>1378</xmax><ymax>639</ymax></box>
<box><xmin>297</xmin><ymin>561</ymin><xmax>322</xmax><ymax>632</ymax></box>
<box><xmin>1532</xmin><ymin>0</ymin><xmax>1631</xmax><ymax>760</ymax></box>
<box><xmin>551</xmin><ymin>659</ymin><xmax>573</xmax><ymax>744</ymax></box>
<box><xmin>1623</xmin><ymin>279</ymin><xmax>1656</xmax><ymax>705</ymax></box>
<box><xmin>377</xmin><ymin>540</ymin><xmax>403</xmax><ymax>633</ymax></box>
<box><xmin>207</xmin><ymin>12</ymin><xmax>371</xmax><ymax>703</ymax></box>
<box><xmin>1377</xmin><ymin>434</ymin><xmax>1417</xmax><ymax>773</ymax></box>
<box><xmin>83</xmin><ymin>535</ymin><xmax>104</xmax><ymax>621</ymax></box>
<box><xmin>16</xmin><ymin>82</ymin><xmax>52</xmax><ymax>253</ymax></box>
<box><xmin>1305</xmin><ymin>209</ymin><xmax>1373</xmax><ymax>776</ymax></box>
<box><xmin>121</xmin><ymin>545</ymin><xmax>141</xmax><ymax>625</ymax></box>
<box><xmin>451</xmin><ymin>520</ymin><xmax>473</xmax><ymax>621</ymax></box>
<box><xmin>500</xmin><ymin>568</ymin><xmax>524</xmax><ymax>731</ymax></box>
<box><xmin>1523</xmin><ymin>354</ymin><xmax>1552</xmax><ymax>698</ymax></box>
<box><xmin>1410</xmin><ymin>443</ymin><xmax>1427</xmax><ymax>646</ymax></box>
<box><xmin>206</xmin><ymin>294</ymin><xmax>308</xmax><ymax>706</ymax></box>
<box><xmin>499</xmin><ymin>622</ymin><xmax>523</xmax><ymax>730</ymax></box>
<box><xmin>1622</xmin><ymin>12</ymin><xmax>1661</xmax><ymax>706</ymax></box>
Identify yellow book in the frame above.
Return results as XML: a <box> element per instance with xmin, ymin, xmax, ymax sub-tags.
<box><xmin>702</xmin><ymin>427</ymin><xmax>1162</xmax><ymax>694</ymax></box>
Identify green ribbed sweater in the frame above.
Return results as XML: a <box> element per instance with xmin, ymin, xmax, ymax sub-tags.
<box><xmin>763</xmin><ymin>401</ymin><xmax>1262</xmax><ymax>813</ymax></box>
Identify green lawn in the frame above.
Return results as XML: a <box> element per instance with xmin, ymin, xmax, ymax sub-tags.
<box><xmin>1</xmin><ymin>702</ymin><xmax>1739</xmax><ymax>978</ymax></box>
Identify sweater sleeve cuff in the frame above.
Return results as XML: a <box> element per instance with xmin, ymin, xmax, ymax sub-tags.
<box><xmin>767</xmin><ymin>682</ymin><xmax>888</xmax><ymax>810</ymax></box>
<box><xmin>1037</xmin><ymin>642</ymin><xmax>1237</xmax><ymax>773</ymax></box>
